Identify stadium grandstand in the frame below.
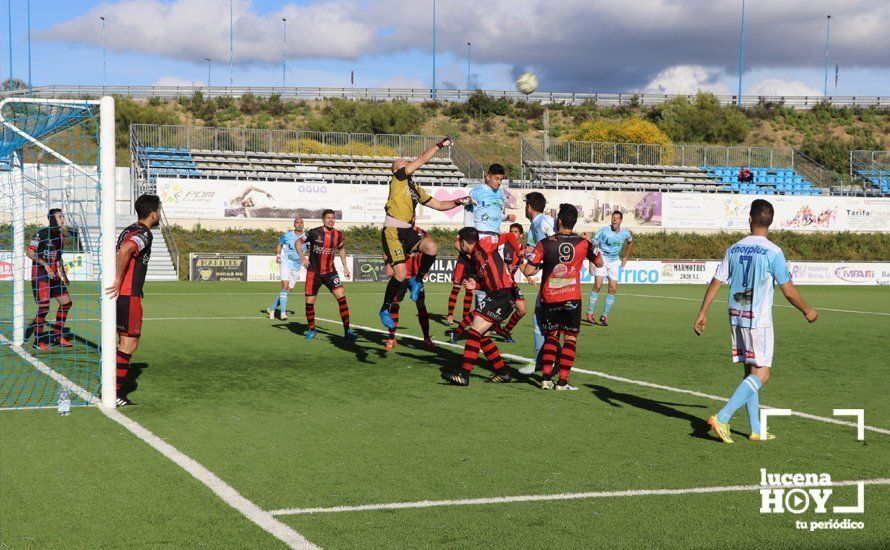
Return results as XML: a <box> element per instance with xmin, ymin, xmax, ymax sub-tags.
<box><xmin>520</xmin><ymin>138</ymin><xmax>862</xmax><ymax>196</ymax></box>
<box><xmin>130</xmin><ymin>124</ymin><xmax>485</xmax><ymax>191</ymax></box>
<box><xmin>850</xmin><ymin>150</ymin><xmax>890</xmax><ymax>196</ymax></box>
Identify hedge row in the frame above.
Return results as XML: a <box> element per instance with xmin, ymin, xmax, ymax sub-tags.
<box><xmin>168</xmin><ymin>225</ymin><xmax>890</xmax><ymax>279</ymax></box>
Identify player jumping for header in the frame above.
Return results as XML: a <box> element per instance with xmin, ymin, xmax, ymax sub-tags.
<box><xmin>586</xmin><ymin>210</ymin><xmax>634</xmax><ymax>326</ymax></box>
<box><xmin>298</xmin><ymin>210</ymin><xmax>357</xmax><ymax>341</ymax></box>
<box><xmin>694</xmin><ymin>199</ymin><xmax>818</xmax><ymax>443</ymax></box>
<box><xmin>26</xmin><ymin>208</ymin><xmax>74</xmax><ymax>350</ymax></box>
<box><xmin>379</xmin><ymin>137</ymin><xmax>472</xmax><ymax>329</ymax></box>
<box><xmin>523</xmin><ymin>204</ymin><xmax>603</xmax><ymax>390</ymax></box>
<box><xmin>268</xmin><ymin>216</ymin><xmax>305</xmax><ymax>321</ymax></box>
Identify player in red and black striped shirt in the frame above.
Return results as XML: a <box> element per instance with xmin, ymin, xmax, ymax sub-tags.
<box><xmin>105</xmin><ymin>194</ymin><xmax>160</xmax><ymax>406</ymax></box>
<box><xmin>445</xmin><ymin>250</ymin><xmax>477</xmax><ymax>326</ymax></box>
<box><xmin>523</xmin><ymin>204</ymin><xmax>603</xmax><ymax>390</ymax></box>
<box><xmin>383</xmin><ymin>251</ymin><xmax>434</xmax><ymax>351</ymax></box>
<box><xmin>492</xmin><ymin>222</ymin><xmax>528</xmax><ymax>342</ymax></box>
<box><xmin>26</xmin><ymin>209</ymin><xmax>73</xmax><ymax>350</ymax></box>
<box><xmin>298</xmin><ymin>209</ymin><xmax>357</xmax><ymax>341</ymax></box>
<box><xmin>442</xmin><ymin>227</ymin><xmax>521</xmax><ymax>386</ymax></box>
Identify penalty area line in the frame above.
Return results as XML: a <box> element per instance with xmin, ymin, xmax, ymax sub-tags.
<box><xmin>0</xmin><ymin>334</ymin><xmax>317</xmax><ymax>550</ymax></box>
<box><xmin>269</xmin><ymin>477</ymin><xmax>890</xmax><ymax>516</ymax></box>
<box><xmin>314</xmin><ymin>317</ymin><xmax>890</xmax><ymax>437</ymax></box>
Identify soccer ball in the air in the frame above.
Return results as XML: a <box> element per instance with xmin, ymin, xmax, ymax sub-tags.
<box><xmin>516</xmin><ymin>72</ymin><xmax>539</xmax><ymax>94</ymax></box>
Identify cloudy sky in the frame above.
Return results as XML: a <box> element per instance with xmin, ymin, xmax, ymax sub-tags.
<box><xmin>3</xmin><ymin>0</ymin><xmax>889</xmax><ymax>95</ymax></box>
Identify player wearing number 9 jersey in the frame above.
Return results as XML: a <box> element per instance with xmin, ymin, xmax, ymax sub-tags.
<box><xmin>695</xmin><ymin>199</ymin><xmax>818</xmax><ymax>444</ymax></box>
<box><xmin>523</xmin><ymin>204</ymin><xmax>603</xmax><ymax>390</ymax></box>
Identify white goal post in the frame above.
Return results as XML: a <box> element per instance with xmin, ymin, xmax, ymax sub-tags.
<box><xmin>1</xmin><ymin>96</ymin><xmax>117</xmax><ymax>409</ymax></box>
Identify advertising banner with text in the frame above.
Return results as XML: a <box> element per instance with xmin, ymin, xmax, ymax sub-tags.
<box><xmin>159</xmin><ymin>178</ymin><xmax>890</xmax><ymax>232</ymax></box>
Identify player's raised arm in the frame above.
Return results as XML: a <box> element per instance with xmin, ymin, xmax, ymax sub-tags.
<box><xmin>778</xmin><ymin>281</ymin><xmax>819</xmax><ymax>323</ymax></box>
<box><xmin>105</xmin><ymin>240</ymin><xmax>137</xmax><ymax>299</ymax></box>
<box><xmin>405</xmin><ymin>137</ymin><xmax>452</xmax><ymax>175</ymax></box>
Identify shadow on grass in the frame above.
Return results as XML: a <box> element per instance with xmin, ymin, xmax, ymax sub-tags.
<box><xmin>121</xmin><ymin>363</ymin><xmax>148</xmax><ymax>398</ymax></box>
<box><xmin>586</xmin><ymin>384</ymin><xmax>721</xmax><ymax>441</ymax></box>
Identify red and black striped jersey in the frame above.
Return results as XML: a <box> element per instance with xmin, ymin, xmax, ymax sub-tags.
<box><xmin>451</xmin><ymin>252</ymin><xmax>477</xmax><ymax>285</ymax></box>
<box><xmin>301</xmin><ymin>227</ymin><xmax>344</xmax><ymax>275</ymax></box>
<box><xmin>501</xmin><ymin>241</ymin><xmax>522</xmax><ymax>275</ymax></box>
<box><xmin>28</xmin><ymin>227</ymin><xmax>65</xmax><ymax>280</ymax></box>
<box><xmin>116</xmin><ymin>223</ymin><xmax>153</xmax><ymax>297</ymax></box>
<box><xmin>528</xmin><ymin>233</ymin><xmax>602</xmax><ymax>304</ymax></box>
<box><xmin>470</xmin><ymin>232</ymin><xmax>521</xmax><ymax>293</ymax></box>
<box><xmin>405</xmin><ymin>253</ymin><xmax>421</xmax><ymax>278</ymax></box>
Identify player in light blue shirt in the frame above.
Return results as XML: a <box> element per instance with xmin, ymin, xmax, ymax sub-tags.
<box><xmin>586</xmin><ymin>211</ymin><xmax>634</xmax><ymax>326</ymax></box>
<box><xmin>695</xmin><ymin>199</ymin><xmax>818</xmax><ymax>444</ymax></box>
<box><xmin>463</xmin><ymin>164</ymin><xmax>515</xmax><ymax>236</ymax></box>
<box><xmin>517</xmin><ymin>191</ymin><xmax>556</xmax><ymax>375</ymax></box>
<box><xmin>267</xmin><ymin>217</ymin><xmax>306</xmax><ymax>320</ymax></box>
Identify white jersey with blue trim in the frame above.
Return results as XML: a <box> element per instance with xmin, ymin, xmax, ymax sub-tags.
<box><xmin>464</xmin><ymin>184</ymin><xmax>508</xmax><ymax>234</ymax></box>
<box><xmin>594</xmin><ymin>226</ymin><xmax>633</xmax><ymax>261</ymax></box>
<box><xmin>527</xmin><ymin>213</ymin><xmax>555</xmax><ymax>246</ymax></box>
<box><xmin>279</xmin><ymin>230</ymin><xmax>306</xmax><ymax>268</ymax></box>
<box><xmin>713</xmin><ymin>235</ymin><xmax>792</xmax><ymax>329</ymax></box>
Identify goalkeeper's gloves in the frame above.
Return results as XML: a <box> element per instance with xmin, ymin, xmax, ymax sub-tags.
<box><xmin>454</xmin><ymin>196</ymin><xmax>476</xmax><ymax>207</ymax></box>
<box><xmin>437</xmin><ymin>137</ymin><xmax>453</xmax><ymax>148</ymax></box>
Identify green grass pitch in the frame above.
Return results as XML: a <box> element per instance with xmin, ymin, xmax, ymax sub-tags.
<box><xmin>2</xmin><ymin>282</ymin><xmax>889</xmax><ymax>548</ymax></box>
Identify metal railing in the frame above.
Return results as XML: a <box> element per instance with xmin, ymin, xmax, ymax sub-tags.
<box><xmin>850</xmin><ymin>150</ymin><xmax>889</xmax><ymax>180</ymax></box>
<box><xmin>130</xmin><ymin>124</ymin><xmax>456</xmax><ymax>161</ymax></box>
<box><xmin>5</xmin><ymin>85</ymin><xmax>889</xmax><ymax>109</ymax></box>
<box><xmin>521</xmin><ymin>138</ymin><xmax>795</xmax><ymax>169</ymax></box>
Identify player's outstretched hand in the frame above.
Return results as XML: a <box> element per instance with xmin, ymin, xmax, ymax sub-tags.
<box><xmin>464</xmin><ymin>279</ymin><xmax>477</xmax><ymax>291</ymax></box>
<box><xmin>437</xmin><ymin>137</ymin><xmax>453</xmax><ymax>148</ymax></box>
<box><xmin>300</xmin><ymin>257</ymin><xmax>309</xmax><ymax>268</ymax></box>
<box><xmin>454</xmin><ymin>196</ymin><xmax>475</xmax><ymax>207</ymax></box>
<box><xmin>693</xmin><ymin>312</ymin><xmax>707</xmax><ymax>335</ymax></box>
<box><xmin>804</xmin><ymin>309</ymin><xmax>819</xmax><ymax>323</ymax></box>
<box><xmin>507</xmin><ymin>214</ymin><xmax>516</xmax><ymax>222</ymax></box>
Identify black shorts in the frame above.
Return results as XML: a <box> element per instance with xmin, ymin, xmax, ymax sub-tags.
<box><xmin>510</xmin><ymin>285</ymin><xmax>525</xmax><ymax>302</ymax></box>
<box><xmin>116</xmin><ymin>295</ymin><xmax>143</xmax><ymax>338</ymax></box>
<box><xmin>305</xmin><ymin>271</ymin><xmax>342</xmax><ymax>297</ymax></box>
<box><xmin>539</xmin><ymin>300</ymin><xmax>583</xmax><ymax>334</ymax></box>
<box><xmin>31</xmin><ymin>277</ymin><xmax>68</xmax><ymax>303</ymax></box>
<box><xmin>382</xmin><ymin>226</ymin><xmax>427</xmax><ymax>266</ymax></box>
<box><xmin>475</xmin><ymin>289</ymin><xmax>515</xmax><ymax>325</ymax></box>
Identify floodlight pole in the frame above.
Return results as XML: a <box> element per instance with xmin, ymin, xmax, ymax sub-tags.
<box><xmin>100</xmin><ymin>16</ymin><xmax>107</xmax><ymax>91</ymax></box>
<box><xmin>27</xmin><ymin>0</ymin><xmax>31</xmax><ymax>92</ymax></box>
<box><xmin>466</xmin><ymin>42</ymin><xmax>471</xmax><ymax>91</ymax></box>
<box><xmin>823</xmin><ymin>15</ymin><xmax>831</xmax><ymax>97</ymax></box>
<box><xmin>282</xmin><ymin>18</ymin><xmax>287</xmax><ymax>88</ymax></box>
<box><xmin>737</xmin><ymin>0</ymin><xmax>746</xmax><ymax>107</ymax></box>
<box><xmin>205</xmin><ymin>57</ymin><xmax>211</xmax><ymax>87</ymax></box>
<box><xmin>432</xmin><ymin>0</ymin><xmax>436</xmax><ymax>99</ymax></box>
<box><xmin>7</xmin><ymin>0</ymin><xmax>12</xmax><ymax>86</ymax></box>
<box><xmin>229</xmin><ymin>0</ymin><xmax>234</xmax><ymax>87</ymax></box>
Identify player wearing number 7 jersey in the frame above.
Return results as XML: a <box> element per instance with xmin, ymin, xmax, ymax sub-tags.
<box><xmin>694</xmin><ymin>199</ymin><xmax>818</xmax><ymax>444</ymax></box>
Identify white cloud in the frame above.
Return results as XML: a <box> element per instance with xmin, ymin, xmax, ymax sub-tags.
<box><xmin>746</xmin><ymin>79</ymin><xmax>822</xmax><ymax>97</ymax></box>
<box><xmin>642</xmin><ymin>66</ymin><xmax>730</xmax><ymax>95</ymax></box>
<box><xmin>153</xmin><ymin>76</ymin><xmax>206</xmax><ymax>87</ymax></box>
<box><xmin>41</xmin><ymin>0</ymin><xmax>375</xmax><ymax>64</ymax></box>
<box><xmin>39</xmin><ymin>0</ymin><xmax>890</xmax><ymax>92</ymax></box>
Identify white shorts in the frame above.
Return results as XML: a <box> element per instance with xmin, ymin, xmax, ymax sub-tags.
<box><xmin>280</xmin><ymin>263</ymin><xmax>301</xmax><ymax>286</ymax></box>
<box><xmin>730</xmin><ymin>325</ymin><xmax>774</xmax><ymax>368</ymax></box>
<box><xmin>595</xmin><ymin>258</ymin><xmax>621</xmax><ymax>281</ymax></box>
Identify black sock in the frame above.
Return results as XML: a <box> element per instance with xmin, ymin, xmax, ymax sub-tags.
<box><xmin>381</xmin><ymin>277</ymin><xmax>407</xmax><ymax>311</ymax></box>
<box><xmin>414</xmin><ymin>253</ymin><xmax>436</xmax><ymax>282</ymax></box>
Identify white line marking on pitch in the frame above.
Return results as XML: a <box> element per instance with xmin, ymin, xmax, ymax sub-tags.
<box><xmin>0</xmin><ymin>334</ymin><xmax>317</xmax><ymax>550</ymax></box>
<box><xmin>269</xmin><ymin>477</ymin><xmax>890</xmax><ymax>516</ymax></box>
<box><xmin>313</xmin><ymin>317</ymin><xmax>890</xmax><ymax>436</ymax></box>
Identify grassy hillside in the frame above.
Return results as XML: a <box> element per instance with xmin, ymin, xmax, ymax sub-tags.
<box><xmin>116</xmin><ymin>92</ymin><xmax>890</xmax><ymax>178</ymax></box>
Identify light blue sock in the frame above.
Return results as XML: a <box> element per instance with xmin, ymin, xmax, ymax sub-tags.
<box><xmin>269</xmin><ymin>295</ymin><xmax>280</xmax><ymax>312</ymax></box>
<box><xmin>603</xmin><ymin>294</ymin><xmax>615</xmax><ymax>316</ymax></box>
<box><xmin>278</xmin><ymin>290</ymin><xmax>289</xmax><ymax>313</ymax></box>
<box><xmin>746</xmin><ymin>391</ymin><xmax>761</xmax><ymax>434</ymax></box>
<box><xmin>717</xmin><ymin>375</ymin><xmax>762</xmax><ymax>424</ymax></box>
<box><xmin>587</xmin><ymin>291</ymin><xmax>600</xmax><ymax>314</ymax></box>
<box><xmin>532</xmin><ymin>313</ymin><xmax>545</xmax><ymax>368</ymax></box>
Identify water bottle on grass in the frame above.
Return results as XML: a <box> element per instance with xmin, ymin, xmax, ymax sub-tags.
<box><xmin>57</xmin><ymin>388</ymin><xmax>71</xmax><ymax>416</ymax></box>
